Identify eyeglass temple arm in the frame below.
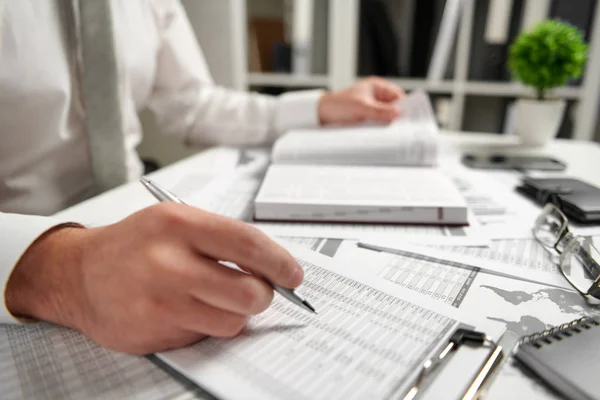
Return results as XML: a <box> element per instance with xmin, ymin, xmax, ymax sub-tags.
<box><xmin>577</xmin><ymin>245</ymin><xmax>600</xmax><ymax>277</ymax></box>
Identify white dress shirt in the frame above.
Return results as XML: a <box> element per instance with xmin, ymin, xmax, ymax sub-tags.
<box><xmin>0</xmin><ymin>0</ymin><xmax>322</xmax><ymax>323</ymax></box>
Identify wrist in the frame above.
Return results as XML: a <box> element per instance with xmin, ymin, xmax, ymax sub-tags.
<box><xmin>5</xmin><ymin>224</ymin><xmax>89</xmax><ymax>328</ymax></box>
<box><xmin>317</xmin><ymin>91</ymin><xmax>334</xmax><ymax>126</ymax></box>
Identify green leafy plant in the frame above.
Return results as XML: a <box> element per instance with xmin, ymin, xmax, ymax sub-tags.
<box><xmin>508</xmin><ymin>20</ymin><xmax>588</xmax><ymax>100</ymax></box>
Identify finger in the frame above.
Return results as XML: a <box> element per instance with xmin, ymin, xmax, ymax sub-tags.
<box><xmin>177</xmin><ymin>295</ymin><xmax>248</xmax><ymax>338</ymax></box>
<box><xmin>183</xmin><ymin>211</ymin><xmax>304</xmax><ymax>289</ymax></box>
<box><xmin>170</xmin><ymin>250</ymin><xmax>275</xmax><ymax>315</ymax></box>
<box><xmin>369</xmin><ymin>78</ymin><xmax>405</xmax><ymax>102</ymax></box>
<box><xmin>140</xmin><ymin>329</ymin><xmax>206</xmax><ymax>355</ymax></box>
<box><xmin>361</xmin><ymin>99</ymin><xmax>401</xmax><ymax>123</ymax></box>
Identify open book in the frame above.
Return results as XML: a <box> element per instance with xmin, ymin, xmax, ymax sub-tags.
<box><xmin>254</xmin><ymin>91</ymin><xmax>469</xmax><ymax>225</ymax></box>
<box><xmin>271</xmin><ymin>90</ymin><xmax>438</xmax><ymax>167</ymax></box>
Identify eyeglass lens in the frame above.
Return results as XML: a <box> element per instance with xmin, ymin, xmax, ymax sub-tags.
<box><xmin>559</xmin><ymin>237</ymin><xmax>600</xmax><ymax>299</ymax></box>
<box><xmin>534</xmin><ymin>204</ymin><xmax>568</xmax><ymax>249</ymax></box>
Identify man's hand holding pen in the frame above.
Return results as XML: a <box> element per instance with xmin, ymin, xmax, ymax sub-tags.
<box><xmin>6</xmin><ymin>203</ymin><xmax>305</xmax><ymax>354</ymax></box>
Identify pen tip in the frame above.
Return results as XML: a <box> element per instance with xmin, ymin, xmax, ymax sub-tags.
<box><xmin>303</xmin><ymin>300</ymin><xmax>317</xmax><ymax>314</ymax></box>
<box><xmin>140</xmin><ymin>176</ymin><xmax>150</xmax><ymax>184</ymax></box>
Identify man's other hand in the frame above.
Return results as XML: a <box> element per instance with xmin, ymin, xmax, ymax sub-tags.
<box><xmin>318</xmin><ymin>76</ymin><xmax>405</xmax><ymax>126</ymax></box>
<box><xmin>5</xmin><ymin>203</ymin><xmax>304</xmax><ymax>355</ymax></box>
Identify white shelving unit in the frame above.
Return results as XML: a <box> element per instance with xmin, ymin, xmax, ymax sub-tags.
<box><xmin>185</xmin><ymin>0</ymin><xmax>600</xmax><ymax>141</ymax></box>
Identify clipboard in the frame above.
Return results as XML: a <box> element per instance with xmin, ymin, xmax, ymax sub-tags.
<box><xmin>402</xmin><ymin>328</ymin><xmax>504</xmax><ymax>400</ymax></box>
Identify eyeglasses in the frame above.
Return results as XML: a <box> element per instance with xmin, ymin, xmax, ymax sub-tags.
<box><xmin>533</xmin><ymin>203</ymin><xmax>600</xmax><ymax>300</ymax></box>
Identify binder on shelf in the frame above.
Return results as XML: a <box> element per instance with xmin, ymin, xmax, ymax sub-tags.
<box><xmin>358</xmin><ymin>0</ymin><xmax>400</xmax><ymax>77</ymax></box>
<box><xmin>520</xmin><ymin>0</ymin><xmax>551</xmax><ymax>32</ymax></box>
<box><xmin>291</xmin><ymin>0</ymin><xmax>315</xmax><ymax>75</ymax></box>
<box><xmin>469</xmin><ymin>0</ymin><xmax>524</xmax><ymax>82</ymax></box>
<box><xmin>427</xmin><ymin>0</ymin><xmax>462</xmax><ymax>82</ymax></box>
<box><xmin>484</xmin><ymin>0</ymin><xmax>514</xmax><ymax>43</ymax></box>
<box><xmin>410</xmin><ymin>0</ymin><xmax>444</xmax><ymax>77</ymax></box>
<box><xmin>550</xmin><ymin>0</ymin><xmax>596</xmax><ymax>40</ymax></box>
<box><xmin>247</xmin><ymin>18</ymin><xmax>286</xmax><ymax>73</ymax></box>
<box><xmin>514</xmin><ymin>317</ymin><xmax>600</xmax><ymax>400</ymax></box>
<box><xmin>382</xmin><ymin>0</ymin><xmax>416</xmax><ymax>77</ymax></box>
<box><xmin>310</xmin><ymin>0</ymin><xmax>329</xmax><ymax>75</ymax></box>
<box><xmin>550</xmin><ymin>0</ymin><xmax>596</xmax><ymax>86</ymax></box>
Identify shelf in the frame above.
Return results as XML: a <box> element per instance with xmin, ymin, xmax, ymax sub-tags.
<box><xmin>387</xmin><ymin>78</ymin><xmax>455</xmax><ymax>94</ymax></box>
<box><xmin>247</xmin><ymin>74</ymin><xmax>584</xmax><ymax>102</ymax></box>
<box><xmin>247</xmin><ymin>72</ymin><xmax>330</xmax><ymax>87</ymax></box>
<box><xmin>462</xmin><ymin>82</ymin><xmax>582</xmax><ymax>99</ymax></box>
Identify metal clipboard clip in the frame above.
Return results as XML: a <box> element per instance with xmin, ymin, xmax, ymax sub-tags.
<box><xmin>401</xmin><ymin>329</ymin><xmax>504</xmax><ymax>400</ymax></box>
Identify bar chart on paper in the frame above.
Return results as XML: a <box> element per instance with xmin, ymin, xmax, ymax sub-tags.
<box><xmin>314</xmin><ymin>240</ymin><xmax>480</xmax><ymax>308</ymax></box>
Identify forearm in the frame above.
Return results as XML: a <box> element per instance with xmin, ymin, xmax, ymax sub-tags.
<box><xmin>151</xmin><ymin>86</ymin><xmax>323</xmax><ymax>147</ymax></box>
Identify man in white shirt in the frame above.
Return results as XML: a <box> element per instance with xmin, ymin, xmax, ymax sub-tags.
<box><xmin>0</xmin><ymin>0</ymin><xmax>404</xmax><ymax>355</ymax></box>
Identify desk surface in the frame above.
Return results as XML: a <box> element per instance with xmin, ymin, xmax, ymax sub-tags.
<box><xmin>49</xmin><ymin>132</ymin><xmax>600</xmax><ymax>400</ymax></box>
<box><xmin>56</xmin><ymin>132</ymin><xmax>600</xmax><ymax>224</ymax></box>
<box><xmin>441</xmin><ymin>131</ymin><xmax>600</xmax><ymax>188</ymax></box>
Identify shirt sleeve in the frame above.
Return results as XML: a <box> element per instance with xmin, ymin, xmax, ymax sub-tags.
<box><xmin>147</xmin><ymin>0</ymin><xmax>323</xmax><ymax>146</ymax></box>
<box><xmin>0</xmin><ymin>213</ymin><xmax>65</xmax><ymax>324</ymax></box>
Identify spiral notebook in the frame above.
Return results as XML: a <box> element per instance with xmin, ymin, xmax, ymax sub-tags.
<box><xmin>513</xmin><ymin>317</ymin><xmax>600</xmax><ymax>400</ymax></box>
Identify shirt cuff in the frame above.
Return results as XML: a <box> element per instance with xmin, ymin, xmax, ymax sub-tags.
<box><xmin>274</xmin><ymin>89</ymin><xmax>324</xmax><ymax>134</ymax></box>
<box><xmin>0</xmin><ymin>213</ymin><xmax>67</xmax><ymax>324</ymax></box>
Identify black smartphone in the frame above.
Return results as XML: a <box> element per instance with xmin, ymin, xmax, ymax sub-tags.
<box><xmin>462</xmin><ymin>154</ymin><xmax>566</xmax><ymax>171</ymax></box>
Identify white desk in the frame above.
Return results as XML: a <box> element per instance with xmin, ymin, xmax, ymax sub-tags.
<box><xmin>440</xmin><ymin>132</ymin><xmax>600</xmax><ymax>188</ymax></box>
<box><xmin>57</xmin><ymin>132</ymin><xmax>600</xmax><ymax>225</ymax></box>
<box><xmin>48</xmin><ymin>132</ymin><xmax>600</xmax><ymax>399</ymax></box>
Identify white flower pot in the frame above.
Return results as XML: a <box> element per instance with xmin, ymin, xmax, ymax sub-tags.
<box><xmin>514</xmin><ymin>98</ymin><xmax>566</xmax><ymax>146</ymax></box>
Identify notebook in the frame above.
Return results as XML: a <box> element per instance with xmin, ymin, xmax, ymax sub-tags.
<box><xmin>254</xmin><ymin>91</ymin><xmax>468</xmax><ymax>225</ymax></box>
<box><xmin>513</xmin><ymin>316</ymin><xmax>600</xmax><ymax>400</ymax></box>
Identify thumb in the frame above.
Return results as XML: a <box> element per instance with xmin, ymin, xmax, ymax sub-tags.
<box><xmin>371</xmin><ymin>78</ymin><xmax>405</xmax><ymax>103</ymax></box>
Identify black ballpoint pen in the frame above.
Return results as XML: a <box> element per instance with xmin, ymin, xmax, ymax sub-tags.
<box><xmin>140</xmin><ymin>176</ymin><xmax>317</xmax><ymax>314</ymax></box>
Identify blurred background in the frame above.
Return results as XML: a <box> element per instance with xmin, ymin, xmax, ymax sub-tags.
<box><xmin>138</xmin><ymin>0</ymin><xmax>600</xmax><ymax>166</ymax></box>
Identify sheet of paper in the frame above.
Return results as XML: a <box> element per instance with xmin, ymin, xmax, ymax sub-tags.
<box><xmin>52</xmin><ymin>147</ymin><xmax>246</xmax><ymax>227</ymax></box>
<box><xmin>358</xmin><ymin>240</ymin><xmax>574</xmax><ymax>289</ymax></box>
<box><xmin>448</xmin><ymin>166</ymin><xmax>600</xmax><ymax>239</ymax></box>
<box><xmin>300</xmin><ymin>238</ymin><xmax>600</xmax><ymax>398</ymax></box>
<box><xmin>447</xmin><ymin>167</ymin><xmax>541</xmax><ymax>238</ymax></box>
<box><xmin>255</xmin><ymin>218</ymin><xmax>489</xmax><ymax>246</ymax></box>
<box><xmin>157</xmin><ymin>246</ymin><xmax>503</xmax><ymax>400</ymax></box>
<box><xmin>313</xmin><ymin>239</ymin><xmax>598</xmax><ymax>324</ymax></box>
<box><xmin>322</xmin><ymin>239</ymin><xmax>482</xmax><ymax>308</ymax></box>
<box><xmin>0</xmin><ymin>324</ymin><xmax>203</xmax><ymax>400</ymax></box>
<box><xmin>438</xmin><ymin>239</ymin><xmax>560</xmax><ymax>274</ymax></box>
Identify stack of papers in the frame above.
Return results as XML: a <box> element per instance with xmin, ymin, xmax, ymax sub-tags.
<box><xmin>255</xmin><ymin>165</ymin><xmax>469</xmax><ymax>224</ymax></box>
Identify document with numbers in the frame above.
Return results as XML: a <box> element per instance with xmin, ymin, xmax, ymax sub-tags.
<box><xmin>157</xmin><ymin>246</ymin><xmax>503</xmax><ymax>400</ymax></box>
<box><xmin>358</xmin><ymin>239</ymin><xmax>574</xmax><ymax>289</ymax></box>
<box><xmin>0</xmin><ymin>324</ymin><xmax>204</xmax><ymax>400</ymax></box>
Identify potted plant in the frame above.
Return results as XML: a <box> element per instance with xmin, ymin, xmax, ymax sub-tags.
<box><xmin>508</xmin><ymin>20</ymin><xmax>588</xmax><ymax>146</ymax></box>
